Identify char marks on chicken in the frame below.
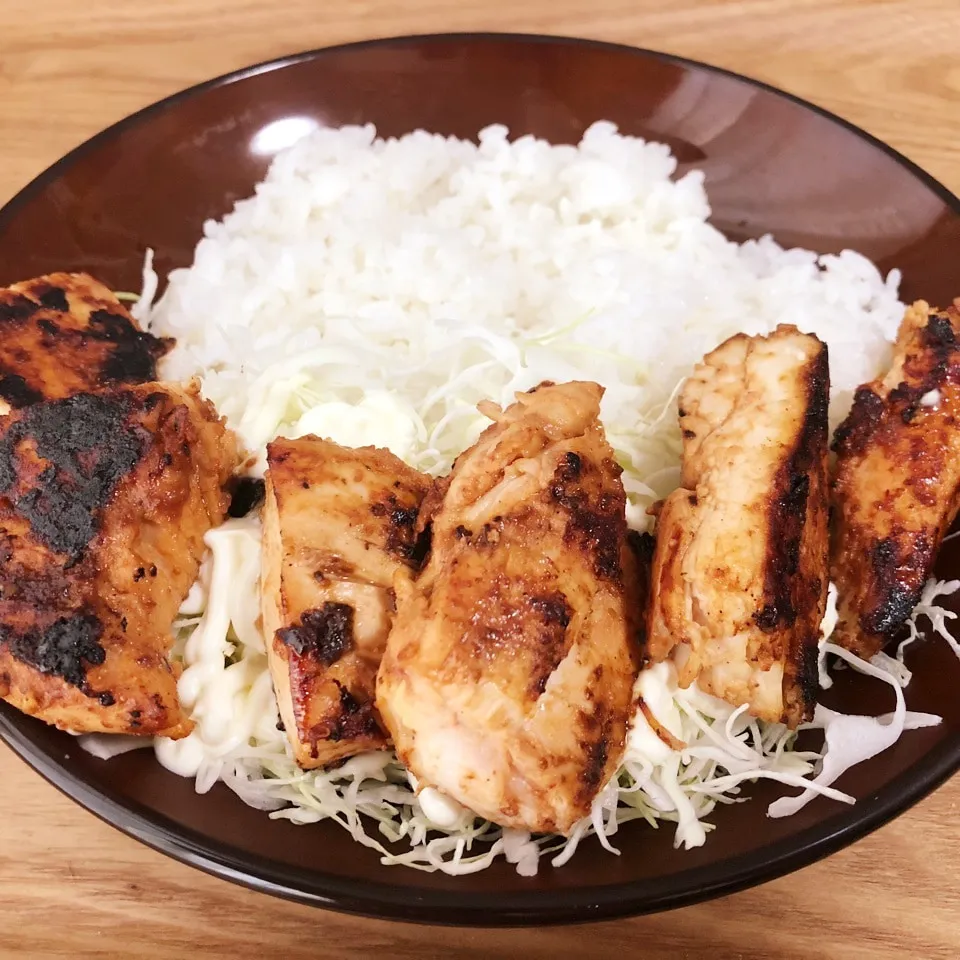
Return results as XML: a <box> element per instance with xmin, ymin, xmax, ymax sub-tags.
<box><xmin>831</xmin><ymin>299</ymin><xmax>960</xmax><ymax>656</ymax></box>
<box><xmin>0</xmin><ymin>272</ymin><xmax>171</xmax><ymax>413</ymax></box>
<box><xmin>646</xmin><ymin>325</ymin><xmax>830</xmax><ymax>727</ymax></box>
<box><xmin>377</xmin><ymin>381</ymin><xmax>643</xmax><ymax>835</ymax></box>
<box><xmin>0</xmin><ymin>381</ymin><xmax>236</xmax><ymax>737</ymax></box>
<box><xmin>261</xmin><ymin>437</ymin><xmax>432</xmax><ymax>769</ymax></box>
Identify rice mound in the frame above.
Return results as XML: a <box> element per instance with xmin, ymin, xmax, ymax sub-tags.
<box><xmin>150</xmin><ymin>121</ymin><xmax>903</xmax><ymax>512</ymax></box>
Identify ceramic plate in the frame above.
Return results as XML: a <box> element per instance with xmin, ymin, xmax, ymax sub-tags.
<box><xmin>1</xmin><ymin>34</ymin><xmax>959</xmax><ymax>926</ymax></box>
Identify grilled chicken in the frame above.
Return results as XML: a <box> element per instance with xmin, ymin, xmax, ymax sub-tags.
<box><xmin>376</xmin><ymin>381</ymin><xmax>642</xmax><ymax>835</ymax></box>
<box><xmin>831</xmin><ymin>300</ymin><xmax>960</xmax><ymax>657</ymax></box>
<box><xmin>261</xmin><ymin>437</ymin><xmax>431</xmax><ymax>769</ymax></box>
<box><xmin>0</xmin><ymin>382</ymin><xmax>236</xmax><ymax>736</ymax></box>
<box><xmin>0</xmin><ymin>272</ymin><xmax>170</xmax><ymax>413</ymax></box>
<box><xmin>646</xmin><ymin>326</ymin><xmax>829</xmax><ymax>727</ymax></box>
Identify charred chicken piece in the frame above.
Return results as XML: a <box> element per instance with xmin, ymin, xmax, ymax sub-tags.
<box><xmin>831</xmin><ymin>300</ymin><xmax>960</xmax><ymax>656</ymax></box>
<box><xmin>646</xmin><ymin>325</ymin><xmax>830</xmax><ymax>727</ymax></box>
<box><xmin>0</xmin><ymin>272</ymin><xmax>171</xmax><ymax>413</ymax></box>
<box><xmin>0</xmin><ymin>381</ymin><xmax>236</xmax><ymax>737</ymax></box>
<box><xmin>261</xmin><ymin>437</ymin><xmax>431</xmax><ymax>769</ymax></box>
<box><xmin>377</xmin><ymin>381</ymin><xmax>642</xmax><ymax>835</ymax></box>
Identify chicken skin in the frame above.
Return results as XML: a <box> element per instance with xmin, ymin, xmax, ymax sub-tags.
<box><xmin>261</xmin><ymin>437</ymin><xmax>431</xmax><ymax>769</ymax></box>
<box><xmin>831</xmin><ymin>300</ymin><xmax>960</xmax><ymax>657</ymax></box>
<box><xmin>0</xmin><ymin>382</ymin><xmax>236</xmax><ymax>737</ymax></box>
<box><xmin>376</xmin><ymin>381</ymin><xmax>642</xmax><ymax>835</ymax></box>
<box><xmin>646</xmin><ymin>326</ymin><xmax>829</xmax><ymax>727</ymax></box>
<box><xmin>0</xmin><ymin>272</ymin><xmax>171</xmax><ymax>413</ymax></box>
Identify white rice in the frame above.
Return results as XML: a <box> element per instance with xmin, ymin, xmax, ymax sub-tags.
<box><xmin>119</xmin><ymin>121</ymin><xmax>946</xmax><ymax>875</ymax></box>
<box><xmin>151</xmin><ymin>121</ymin><xmax>903</xmax><ymax>511</ymax></box>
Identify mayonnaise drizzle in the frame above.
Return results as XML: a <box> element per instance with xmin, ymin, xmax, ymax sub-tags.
<box><xmin>154</xmin><ymin>517</ymin><xmax>280</xmax><ymax>780</ymax></box>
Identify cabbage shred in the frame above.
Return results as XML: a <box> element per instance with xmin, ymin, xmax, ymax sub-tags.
<box><xmin>95</xmin><ymin>519</ymin><xmax>950</xmax><ymax>877</ymax></box>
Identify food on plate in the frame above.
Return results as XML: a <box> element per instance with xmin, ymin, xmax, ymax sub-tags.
<box><xmin>138</xmin><ymin>121</ymin><xmax>955</xmax><ymax>873</ymax></box>
<box><xmin>2</xmin><ymin>122</ymin><xmax>954</xmax><ymax>877</ymax></box>
<box><xmin>376</xmin><ymin>381</ymin><xmax>643</xmax><ymax>834</ymax></box>
<box><xmin>831</xmin><ymin>300</ymin><xmax>960</xmax><ymax>657</ymax></box>
<box><xmin>646</xmin><ymin>325</ymin><xmax>830</xmax><ymax>727</ymax></box>
<box><xmin>260</xmin><ymin>436</ymin><xmax>431</xmax><ymax>768</ymax></box>
<box><xmin>0</xmin><ymin>381</ymin><xmax>236</xmax><ymax>736</ymax></box>
<box><xmin>0</xmin><ymin>272</ymin><xmax>171</xmax><ymax>413</ymax></box>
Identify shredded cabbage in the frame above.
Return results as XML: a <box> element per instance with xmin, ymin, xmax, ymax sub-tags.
<box><xmin>767</xmin><ymin>642</ymin><xmax>941</xmax><ymax>818</ymax></box>
<box><xmin>897</xmin><ymin>578</ymin><xmax>960</xmax><ymax>663</ymax></box>
<box><xmin>83</xmin><ymin>524</ymin><xmax>951</xmax><ymax>877</ymax></box>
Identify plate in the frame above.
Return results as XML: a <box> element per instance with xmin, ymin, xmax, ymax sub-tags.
<box><xmin>1</xmin><ymin>33</ymin><xmax>959</xmax><ymax>926</ymax></box>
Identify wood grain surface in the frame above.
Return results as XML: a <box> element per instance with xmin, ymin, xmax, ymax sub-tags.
<box><xmin>1</xmin><ymin>1</ymin><xmax>959</xmax><ymax>957</ymax></box>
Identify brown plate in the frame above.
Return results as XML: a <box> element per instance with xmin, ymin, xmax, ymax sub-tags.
<box><xmin>1</xmin><ymin>33</ymin><xmax>959</xmax><ymax>926</ymax></box>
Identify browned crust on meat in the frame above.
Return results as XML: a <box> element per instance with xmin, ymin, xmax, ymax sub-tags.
<box><xmin>645</xmin><ymin>325</ymin><xmax>829</xmax><ymax>727</ymax></box>
<box><xmin>433</xmin><ymin>424</ymin><xmax>634</xmax><ymax>702</ymax></box>
<box><xmin>456</xmin><ymin>566</ymin><xmax>576</xmax><ymax>700</ymax></box>
<box><xmin>0</xmin><ymin>273</ymin><xmax>172</xmax><ymax>408</ymax></box>
<box><xmin>759</xmin><ymin>342</ymin><xmax>829</xmax><ymax>722</ymax></box>
<box><xmin>273</xmin><ymin>631</ymin><xmax>385</xmax><ymax>760</ymax></box>
<box><xmin>0</xmin><ymin>381</ymin><xmax>236</xmax><ymax>736</ymax></box>
<box><xmin>277</xmin><ymin>602</ymin><xmax>356</xmax><ymax>666</ymax></box>
<box><xmin>831</xmin><ymin>300</ymin><xmax>960</xmax><ymax>656</ymax></box>
<box><xmin>377</xmin><ymin>381</ymin><xmax>642</xmax><ymax>834</ymax></box>
<box><xmin>549</xmin><ymin>449</ymin><xmax>625</xmax><ymax>581</ymax></box>
<box><xmin>369</xmin><ymin>493</ymin><xmax>424</xmax><ymax>565</ymax></box>
<box><xmin>267</xmin><ymin>437</ymin><xmax>431</xmax><ymax>575</ymax></box>
<box><xmin>262</xmin><ymin>437</ymin><xmax>432</xmax><ymax>768</ymax></box>
<box><xmin>574</xmin><ymin>686</ymin><xmax>614</xmax><ymax>809</ymax></box>
<box><xmin>625</xmin><ymin>530</ymin><xmax>655</xmax><ymax>662</ymax></box>
<box><xmin>0</xmin><ymin>392</ymin><xmax>147</xmax><ymax>560</ymax></box>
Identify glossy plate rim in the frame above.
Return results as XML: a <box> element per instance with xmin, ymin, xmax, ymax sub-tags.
<box><xmin>0</xmin><ymin>32</ymin><xmax>959</xmax><ymax>927</ymax></box>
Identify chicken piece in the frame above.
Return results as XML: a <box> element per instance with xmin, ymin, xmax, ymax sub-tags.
<box><xmin>261</xmin><ymin>437</ymin><xmax>431</xmax><ymax>769</ymax></box>
<box><xmin>831</xmin><ymin>300</ymin><xmax>960</xmax><ymax>657</ymax></box>
<box><xmin>646</xmin><ymin>325</ymin><xmax>829</xmax><ymax>727</ymax></box>
<box><xmin>0</xmin><ymin>272</ymin><xmax>171</xmax><ymax>413</ymax></box>
<box><xmin>0</xmin><ymin>381</ymin><xmax>236</xmax><ymax>736</ymax></box>
<box><xmin>376</xmin><ymin>381</ymin><xmax>642</xmax><ymax>835</ymax></box>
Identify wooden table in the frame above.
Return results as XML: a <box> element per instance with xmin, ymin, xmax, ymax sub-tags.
<box><xmin>2</xmin><ymin>2</ymin><xmax>959</xmax><ymax>957</ymax></box>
